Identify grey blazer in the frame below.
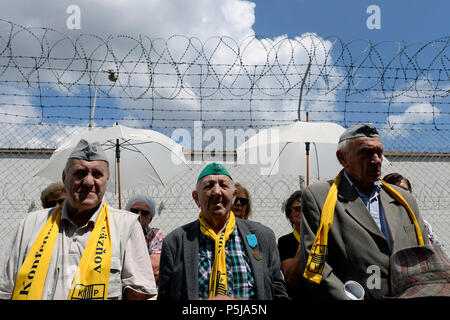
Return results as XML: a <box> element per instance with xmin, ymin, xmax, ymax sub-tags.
<box><xmin>300</xmin><ymin>176</ymin><xmax>429</xmax><ymax>300</ymax></box>
<box><xmin>157</xmin><ymin>218</ymin><xmax>289</xmax><ymax>300</ymax></box>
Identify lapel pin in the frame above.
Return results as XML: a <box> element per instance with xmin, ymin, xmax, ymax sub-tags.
<box><xmin>246</xmin><ymin>234</ymin><xmax>258</xmax><ymax>248</ymax></box>
<box><xmin>253</xmin><ymin>249</ymin><xmax>262</xmax><ymax>261</ymax></box>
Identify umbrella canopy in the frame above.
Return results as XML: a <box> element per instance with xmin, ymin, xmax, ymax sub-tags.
<box><xmin>37</xmin><ymin>124</ymin><xmax>191</xmax><ymax>203</ymax></box>
<box><xmin>236</xmin><ymin>121</ymin><xmax>346</xmax><ymax>180</ymax></box>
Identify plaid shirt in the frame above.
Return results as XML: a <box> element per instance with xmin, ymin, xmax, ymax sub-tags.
<box><xmin>143</xmin><ymin>226</ymin><xmax>166</xmax><ymax>254</ymax></box>
<box><xmin>198</xmin><ymin>225</ymin><xmax>255</xmax><ymax>299</ymax></box>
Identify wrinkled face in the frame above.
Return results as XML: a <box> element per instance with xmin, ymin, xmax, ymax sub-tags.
<box><xmin>231</xmin><ymin>190</ymin><xmax>248</xmax><ymax>219</ymax></box>
<box><xmin>337</xmin><ymin>137</ymin><xmax>383</xmax><ymax>187</ymax></box>
<box><xmin>288</xmin><ymin>199</ymin><xmax>301</xmax><ymax>230</ymax></box>
<box><xmin>129</xmin><ymin>201</ymin><xmax>153</xmax><ymax>229</ymax></box>
<box><xmin>193</xmin><ymin>175</ymin><xmax>236</xmax><ymax>220</ymax></box>
<box><xmin>63</xmin><ymin>159</ymin><xmax>109</xmax><ymax>213</ymax></box>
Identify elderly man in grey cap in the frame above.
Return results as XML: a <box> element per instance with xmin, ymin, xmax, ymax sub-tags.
<box><xmin>0</xmin><ymin>139</ymin><xmax>157</xmax><ymax>300</ymax></box>
<box><xmin>299</xmin><ymin>123</ymin><xmax>429</xmax><ymax>299</ymax></box>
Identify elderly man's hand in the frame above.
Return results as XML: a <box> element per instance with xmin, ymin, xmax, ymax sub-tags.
<box><xmin>123</xmin><ymin>287</ymin><xmax>156</xmax><ymax>300</ymax></box>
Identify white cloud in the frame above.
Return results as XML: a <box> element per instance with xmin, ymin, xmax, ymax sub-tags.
<box><xmin>380</xmin><ymin>76</ymin><xmax>445</xmax><ymax>132</ymax></box>
<box><xmin>0</xmin><ymin>0</ymin><xmax>343</xmax><ymax>143</ymax></box>
<box><xmin>0</xmin><ymin>0</ymin><xmax>256</xmax><ymax>41</ymax></box>
<box><xmin>0</xmin><ymin>86</ymin><xmax>39</xmax><ymax>124</ymax></box>
<box><xmin>384</xmin><ymin>102</ymin><xmax>441</xmax><ymax>130</ymax></box>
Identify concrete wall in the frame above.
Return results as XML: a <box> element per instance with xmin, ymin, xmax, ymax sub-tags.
<box><xmin>0</xmin><ymin>150</ymin><xmax>449</xmax><ymax>269</ymax></box>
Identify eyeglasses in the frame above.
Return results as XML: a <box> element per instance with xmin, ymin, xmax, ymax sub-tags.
<box><xmin>291</xmin><ymin>206</ymin><xmax>301</xmax><ymax>213</ymax></box>
<box><xmin>234</xmin><ymin>197</ymin><xmax>249</xmax><ymax>205</ymax></box>
<box><xmin>44</xmin><ymin>198</ymin><xmax>65</xmax><ymax>208</ymax></box>
<box><xmin>129</xmin><ymin>208</ymin><xmax>151</xmax><ymax>216</ymax></box>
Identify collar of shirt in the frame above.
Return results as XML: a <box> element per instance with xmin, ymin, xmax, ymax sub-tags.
<box><xmin>343</xmin><ymin>171</ymin><xmax>381</xmax><ymax>205</ymax></box>
<box><xmin>60</xmin><ymin>199</ymin><xmax>104</xmax><ymax>230</ymax></box>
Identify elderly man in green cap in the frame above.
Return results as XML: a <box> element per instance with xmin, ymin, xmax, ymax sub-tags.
<box><xmin>158</xmin><ymin>162</ymin><xmax>288</xmax><ymax>300</ymax></box>
<box><xmin>299</xmin><ymin>123</ymin><xmax>429</xmax><ymax>299</ymax></box>
<box><xmin>0</xmin><ymin>139</ymin><xmax>157</xmax><ymax>300</ymax></box>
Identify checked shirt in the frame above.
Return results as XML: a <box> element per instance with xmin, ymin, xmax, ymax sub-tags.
<box><xmin>198</xmin><ymin>225</ymin><xmax>255</xmax><ymax>299</ymax></box>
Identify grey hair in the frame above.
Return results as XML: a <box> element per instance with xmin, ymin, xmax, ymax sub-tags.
<box><xmin>337</xmin><ymin>139</ymin><xmax>351</xmax><ymax>154</ymax></box>
<box><xmin>125</xmin><ymin>194</ymin><xmax>157</xmax><ymax>217</ymax></box>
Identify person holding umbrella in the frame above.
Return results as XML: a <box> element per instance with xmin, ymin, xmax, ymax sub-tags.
<box><xmin>0</xmin><ymin>139</ymin><xmax>157</xmax><ymax>300</ymax></box>
<box><xmin>158</xmin><ymin>162</ymin><xmax>288</xmax><ymax>300</ymax></box>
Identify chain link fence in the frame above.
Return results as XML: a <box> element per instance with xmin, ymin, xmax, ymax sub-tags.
<box><xmin>0</xmin><ymin>22</ymin><xmax>449</xmax><ymax>267</ymax></box>
<box><xmin>0</xmin><ymin>127</ymin><xmax>449</xmax><ymax>268</ymax></box>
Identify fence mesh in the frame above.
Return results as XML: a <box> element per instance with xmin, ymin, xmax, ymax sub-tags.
<box><xmin>0</xmin><ymin>20</ymin><xmax>449</xmax><ymax>266</ymax></box>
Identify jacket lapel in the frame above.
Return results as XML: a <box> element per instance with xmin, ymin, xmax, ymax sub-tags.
<box><xmin>236</xmin><ymin>219</ymin><xmax>265</xmax><ymax>300</ymax></box>
<box><xmin>183</xmin><ymin>221</ymin><xmax>200</xmax><ymax>299</ymax></box>
<box><xmin>379</xmin><ymin>187</ymin><xmax>400</xmax><ymax>244</ymax></box>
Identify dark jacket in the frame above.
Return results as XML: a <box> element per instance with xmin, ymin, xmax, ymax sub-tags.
<box><xmin>158</xmin><ymin>218</ymin><xmax>289</xmax><ymax>300</ymax></box>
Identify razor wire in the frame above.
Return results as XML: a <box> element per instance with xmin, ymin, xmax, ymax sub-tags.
<box><xmin>0</xmin><ymin>19</ymin><xmax>448</xmax><ymax>134</ymax></box>
<box><xmin>0</xmin><ymin>20</ymin><xmax>449</xmax><ymax>265</ymax></box>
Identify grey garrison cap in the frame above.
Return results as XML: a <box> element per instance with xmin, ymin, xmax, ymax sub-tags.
<box><xmin>339</xmin><ymin>123</ymin><xmax>380</xmax><ymax>143</ymax></box>
<box><xmin>68</xmin><ymin>139</ymin><xmax>109</xmax><ymax>163</ymax></box>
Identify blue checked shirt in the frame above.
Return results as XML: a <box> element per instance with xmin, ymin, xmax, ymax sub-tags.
<box><xmin>198</xmin><ymin>225</ymin><xmax>255</xmax><ymax>299</ymax></box>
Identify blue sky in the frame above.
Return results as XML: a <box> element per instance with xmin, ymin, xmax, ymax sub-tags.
<box><xmin>253</xmin><ymin>0</ymin><xmax>449</xmax><ymax>43</ymax></box>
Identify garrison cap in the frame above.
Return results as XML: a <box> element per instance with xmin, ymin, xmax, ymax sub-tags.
<box><xmin>197</xmin><ymin>162</ymin><xmax>232</xmax><ymax>183</ymax></box>
<box><xmin>68</xmin><ymin>139</ymin><xmax>109</xmax><ymax>163</ymax></box>
<box><xmin>339</xmin><ymin>123</ymin><xmax>380</xmax><ymax>143</ymax></box>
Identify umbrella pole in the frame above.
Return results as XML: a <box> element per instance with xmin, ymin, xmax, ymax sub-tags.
<box><xmin>116</xmin><ymin>138</ymin><xmax>122</xmax><ymax>209</ymax></box>
<box><xmin>306</xmin><ymin>112</ymin><xmax>310</xmax><ymax>186</ymax></box>
<box><xmin>117</xmin><ymin>160</ymin><xmax>122</xmax><ymax>209</ymax></box>
<box><xmin>305</xmin><ymin>142</ymin><xmax>310</xmax><ymax>186</ymax></box>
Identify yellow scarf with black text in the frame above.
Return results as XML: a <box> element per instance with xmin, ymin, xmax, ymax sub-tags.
<box><xmin>12</xmin><ymin>203</ymin><xmax>112</xmax><ymax>300</ymax></box>
<box><xmin>198</xmin><ymin>211</ymin><xmax>236</xmax><ymax>298</ymax></box>
<box><xmin>303</xmin><ymin>171</ymin><xmax>424</xmax><ymax>284</ymax></box>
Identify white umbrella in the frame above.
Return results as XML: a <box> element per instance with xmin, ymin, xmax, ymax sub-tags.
<box><xmin>36</xmin><ymin>123</ymin><xmax>191</xmax><ymax>208</ymax></box>
<box><xmin>236</xmin><ymin>121</ymin><xmax>346</xmax><ymax>183</ymax></box>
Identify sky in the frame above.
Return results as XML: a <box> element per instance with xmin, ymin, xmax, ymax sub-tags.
<box><xmin>253</xmin><ymin>0</ymin><xmax>449</xmax><ymax>43</ymax></box>
<box><xmin>0</xmin><ymin>0</ymin><xmax>448</xmax><ymax>151</ymax></box>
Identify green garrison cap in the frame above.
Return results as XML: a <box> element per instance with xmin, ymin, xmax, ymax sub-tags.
<box><xmin>339</xmin><ymin>123</ymin><xmax>380</xmax><ymax>143</ymax></box>
<box><xmin>197</xmin><ymin>162</ymin><xmax>232</xmax><ymax>183</ymax></box>
<box><xmin>68</xmin><ymin>139</ymin><xmax>109</xmax><ymax>163</ymax></box>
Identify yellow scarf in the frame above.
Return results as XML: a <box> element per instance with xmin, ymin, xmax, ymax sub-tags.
<box><xmin>292</xmin><ymin>229</ymin><xmax>300</xmax><ymax>243</ymax></box>
<box><xmin>303</xmin><ymin>171</ymin><xmax>424</xmax><ymax>284</ymax></box>
<box><xmin>12</xmin><ymin>203</ymin><xmax>112</xmax><ymax>300</ymax></box>
<box><xmin>198</xmin><ymin>211</ymin><xmax>236</xmax><ymax>298</ymax></box>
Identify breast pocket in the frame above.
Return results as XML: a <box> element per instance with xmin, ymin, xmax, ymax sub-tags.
<box><xmin>107</xmin><ymin>257</ymin><xmax>122</xmax><ymax>299</ymax></box>
<box><xmin>400</xmin><ymin>224</ymin><xmax>421</xmax><ymax>246</ymax></box>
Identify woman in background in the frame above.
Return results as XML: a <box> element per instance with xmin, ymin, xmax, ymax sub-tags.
<box><xmin>126</xmin><ymin>194</ymin><xmax>166</xmax><ymax>286</ymax></box>
<box><xmin>231</xmin><ymin>183</ymin><xmax>252</xmax><ymax>220</ymax></box>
